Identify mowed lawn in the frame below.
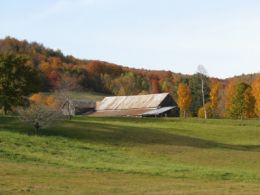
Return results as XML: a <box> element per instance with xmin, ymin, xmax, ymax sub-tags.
<box><xmin>0</xmin><ymin>116</ymin><xmax>260</xmax><ymax>194</ymax></box>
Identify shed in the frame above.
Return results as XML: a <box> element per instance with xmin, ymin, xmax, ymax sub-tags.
<box><xmin>92</xmin><ymin>93</ymin><xmax>179</xmax><ymax>117</ymax></box>
<box><xmin>61</xmin><ymin>100</ymin><xmax>96</xmax><ymax>116</ymax></box>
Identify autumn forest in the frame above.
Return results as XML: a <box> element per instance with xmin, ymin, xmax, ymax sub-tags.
<box><xmin>0</xmin><ymin>37</ymin><xmax>259</xmax><ymax>118</ymax></box>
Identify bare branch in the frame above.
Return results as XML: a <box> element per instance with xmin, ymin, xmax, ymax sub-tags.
<box><xmin>197</xmin><ymin>64</ymin><xmax>208</xmax><ymax>77</ymax></box>
<box><xmin>17</xmin><ymin>103</ymin><xmax>66</xmax><ymax>134</ymax></box>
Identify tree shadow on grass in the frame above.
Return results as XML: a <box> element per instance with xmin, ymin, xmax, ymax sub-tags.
<box><xmin>1</xmin><ymin>117</ymin><xmax>259</xmax><ymax>152</ymax></box>
<box><xmin>43</xmin><ymin>120</ymin><xmax>260</xmax><ymax>152</ymax></box>
<box><xmin>0</xmin><ymin>117</ymin><xmax>29</xmax><ymax>133</ymax></box>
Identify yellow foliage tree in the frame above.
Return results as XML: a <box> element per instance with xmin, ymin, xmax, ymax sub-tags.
<box><xmin>252</xmin><ymin>74</ymin><xmax>260</xmax><ymax>116</ymax></box>
<box><xmin>177</xmin><ymin>83</ymin><xmax>192</xmax><ymax>117</ymax></box>
<box><xmin>198</xmin><ymin>102</ymin><xmax>213</xmax><ymax>118</ymax></box>
<box><xmin>39</xmin><ymin>62</ymin><xmax>52</xmax><ymax>73</ymax></box>
<box><xmin>210</xmin><ymin>80</ymin><xmax>219</xmax><ymax>110</ymax></box>
<box><xmin>224</xmin><ymin>79</ymin><xmax>238</xmax><ymax>117</ymax></box>
<box><xmin>243</xmin><ymin>87</ymin><xmax>256</xmax><ymax>118</ymax></box>
<box><xmin>230</xmin><ymin>82</ymin><xmax>255</xmax><ymax>119</ymax></box>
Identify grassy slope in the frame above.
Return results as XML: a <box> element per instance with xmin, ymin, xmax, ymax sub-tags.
<box><xmin>0</xmin><ymin>116</ymin><xmax>260</xmax><ymax>194</ymax></box>
<box><xmin>44</xmin><ymin>91</ymin><xmax>107</xmax><ymax>101</ymax></box>
<box><xmin>62</xmin><ymin>91</ymin><xmax>107</xmax><ymax>101</ymax></box>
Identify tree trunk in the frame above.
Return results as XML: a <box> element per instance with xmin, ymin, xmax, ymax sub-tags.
<box><xmin>183</xmin><ymin>110</ymin><xmax>186</xmax><ymax>118</ymax></box>
<box><xmin>34</xmin><ymin>122</ymin><xmax>40</xmax><ymax>135</ymax></box>
<box><xmin>201</xmin><ymin>79</ymin><xmax>207</xmax><ymax>119</ymax></box>
<box><xmin>3</xmin><ymin>107</ymin><xmax>7</xmax><ymax>115</ymax></box>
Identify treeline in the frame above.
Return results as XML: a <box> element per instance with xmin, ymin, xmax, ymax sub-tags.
<box><xmin>0</xmin><ymin>37</ymin><xmax>259</xmax><ymax>118</ymax></box>
<box><xmin>177</xmin><ymin>76</ymin><xmax>260</xmax><ymax>119</ymax></box>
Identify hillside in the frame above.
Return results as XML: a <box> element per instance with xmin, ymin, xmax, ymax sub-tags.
<box><xmin>0</xmin><ymin>36</ymin><xmax>258</xmax><ymax>117</ymax></box>
<box><xmin>1</xmin><ymin>116</ymin><xmax>260</xmax><ymax>194</ymax></box>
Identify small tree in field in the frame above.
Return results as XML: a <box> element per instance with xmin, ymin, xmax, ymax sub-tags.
<box><xmin>18</xmin><ymin>103</ymin><xmax>64</xmax><ymax>135</ymax></box>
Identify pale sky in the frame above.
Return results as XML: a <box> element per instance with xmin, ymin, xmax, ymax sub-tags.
<box><xmin>1</xmin><ymin>0</ymin><xmax>260</xmax><ymax>78</ymax></box>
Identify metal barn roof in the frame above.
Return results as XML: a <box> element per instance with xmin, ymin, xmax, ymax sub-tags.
<box><xmin>91</xmin><ymin>108</ymin><xmax>152</xmax><ymax>117</ymax></box>
<box><xmin>96</xmin><ymin>93</ymin><xmax>169</xmax><ymax>111</ymax></box>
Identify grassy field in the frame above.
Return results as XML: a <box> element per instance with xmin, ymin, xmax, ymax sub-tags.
<box><xmin>0</xmin><ymin>116</ymin><xmax>260</xmax><ymax>194</ymax></box>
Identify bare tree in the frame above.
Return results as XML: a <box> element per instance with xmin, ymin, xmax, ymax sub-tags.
<box><xmin>17</xmin><ymin>104</ymin><xmax>65</xmax><ymax>135</ymax></box>
<box><xmin>54</xmin><ymin>91</ymin><xmax>74</xmax><ymax>120</ymax></box>
<box><xmin>197</xmin><ymin>65</ymin><xmax>208</xmax><ymax>119</ymax></box>
<box><xmin>54</xmin><ymin>74</ymin><xmax>78</xmax><ymax>120</ymax></box>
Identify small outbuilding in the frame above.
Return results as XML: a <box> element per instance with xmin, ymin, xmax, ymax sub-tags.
<box><xmin>91</xmin><ymin>93</ymin><xmax>179</xmax><ymax>117</ymax></box>
<box><xmin>61</xmin><ymin>100</ymin><xmax>96</xmax><ymax>116</ymax></box>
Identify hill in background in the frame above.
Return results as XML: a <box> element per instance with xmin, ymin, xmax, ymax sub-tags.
<box><xmin>0</xmin><ymin>37</ymin><xmax>258</xmax><ymax>116</ymax></box>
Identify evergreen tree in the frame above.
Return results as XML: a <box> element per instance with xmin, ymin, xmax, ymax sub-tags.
<box><xmin>188</xmin><ymin>74</ymin><xmax>210</xmax><ymax>116</ymax></box>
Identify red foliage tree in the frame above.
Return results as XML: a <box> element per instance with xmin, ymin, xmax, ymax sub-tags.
<box><xmin>48</xmin><ymin>70</ymin><xmax>60</xmax><ymax>89</ymax></box>
<box><xmin>150</xmin><ymin>79</ymin><xmax>160</xmax><ymax>94</ymax></box>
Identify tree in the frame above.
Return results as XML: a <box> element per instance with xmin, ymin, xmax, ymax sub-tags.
<box><xmin>150</xmin><ymin>79</ymin><xmax>160</xmax><ymax>94</ymax></box>
<box><xmin>54</xmin><ymin>75</ymin><xmax>76</xmax><ymax>120</ymax></box>
<box><xmin>215</xmin><ymin>82</ymin><xmax>225</xmax><ymax>118</ymax></box>
<box><xmin>188</xmin><ymin>74</ymin><xmax>210</xmax><ymax>116</ymax></box>
<box><xmin>198</xmin><ymin>102</ymin><xmax>213</xmax><ymax>119</ymax></box>
<box><xmin>230</xmin><ymin>83</ymin><xmax>256</xmax><ymax>119</ymax></box>
<box><xmin>30</xmin><ymin>93</ymin><xmax>45</xmax><ymax>105</ymax></box>
<box><xmin>177</xmin><ymin>83</ymin><xmax>192</xmax><ymax>117</ymax></box>
<box><xmin>197</xmin><ymin>65</ymin><xmax>208</xmax><ymax>119</ymax></box>
<box><xmin>161</xmin><ymin>79</ymin><xmax>171</xmax><ymax>92</ymax></box>
<box><xmin>45</xmin><ymin>95</ymin><xmax>59</xmax><ymax>108</ymax></box>
<box><xmin>210</xmin><ymin>79</ymin><xmax>220</xmax><ymax>117</ymax></box>
<box><xmin>224</xmin><ymin>79</ymin><xmax>238</xmax><ymax>117</ymax></box>
<box><xmin>30</xmin><ymin>93</ymin><xmax>59</xmax><ymax>109</ymax></box>
<box><xmin>0</xmin><ymin>54</ymin><xmax>40</xmax><ymax>114</ymax></box>
<box><xmin>108</xmin><ymin>72</ymin><xmax>147</xmax><ymax>96</ymax></box>
<box><xmin>47</xmin><ymin>70</ymin><xmax>60</xmax><ymax>89</ymax></box>
<box><xmin>252</xmin><ymin>74</ymin><xmax>260</xmax><ymax>116</ymax></box>
<box><xmin>17</xmin><ymin>103</ymin><xmax>64</xmax><ymax>135</ymax></box>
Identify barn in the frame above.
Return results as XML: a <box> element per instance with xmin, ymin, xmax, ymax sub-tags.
<box><xmin>92</xmin><ymin>93</ymin><xmax>179</xmax><ymax>117</ymax></box>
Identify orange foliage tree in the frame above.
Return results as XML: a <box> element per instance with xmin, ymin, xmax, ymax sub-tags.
<box><xmin>30</xmin><ymin>93</ymin><xmax>59</xmax><ymax>109</ymax></box>
<box><xmin>39</xmin><ymin>62</ymin><xmax>52</xmax><ymax>73</ymax></box>
<box><xmin>252</xmin><ymin>74</ymin><xmax>260</xmax><ymax>116</ymax></box>
<box><xmin>30</xmin><ymin>93</ymin><xmax>45</xmax><ymax>104</ymax></box>
<box><xmin>45</xmin><ymin>95</ymin><xmax>59</xmax><ymax>108</ymax></box>
<box><xmin>177</xmin><ymin>83</ymin><xmax>192</xmax><ymax>117</ymax></box>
